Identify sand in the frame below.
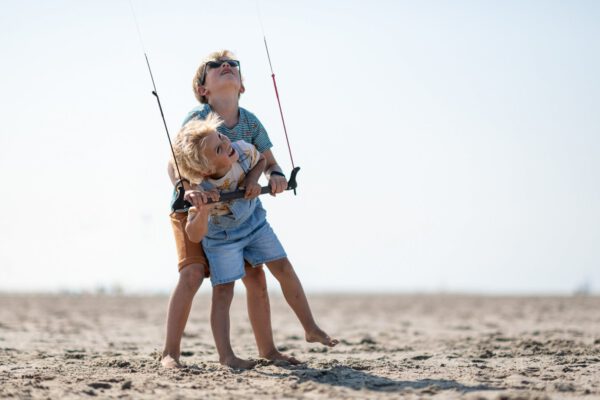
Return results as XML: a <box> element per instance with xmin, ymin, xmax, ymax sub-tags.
<box><xmin>1</xmin><ymin>293</ymin><xmax>599</xmax><ymax>399</ymax></box>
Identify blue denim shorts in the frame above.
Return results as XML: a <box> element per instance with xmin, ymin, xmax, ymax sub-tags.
<box><xmin>202</xmin><ymin>216</ymin><xmax>286</xmax><ymax>287</ymax></box>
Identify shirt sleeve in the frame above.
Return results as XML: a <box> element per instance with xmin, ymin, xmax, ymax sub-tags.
<box><xmin>246</xmin><ymin>111</ymin><xmax>273</xmax><ymax>153</ymax></box>
<box><xmin>182</xmin><ymin>105</ymin><xmax>209</xmax><ymax>126</ymax></box>
<box><xmin>236</xmin><ymin>141</ymin><xmax>261</xmax><ymax>169</ymax></box>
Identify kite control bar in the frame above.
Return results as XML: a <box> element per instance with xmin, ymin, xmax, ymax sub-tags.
<box><xmin>172</xmin><ymin>167</ymin><xmax>300</xmax><ymax>212</ymax></box>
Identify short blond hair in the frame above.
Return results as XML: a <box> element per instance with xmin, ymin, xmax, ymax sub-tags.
<box><xmin>192</xmin><ymin>49</ymin><xmax>241</xmax><ymax>104</ymax></box>
<box><xmin>173</xmin><ymin>112</ymin><xmax>223</xmax><ymax>183</ymax></box>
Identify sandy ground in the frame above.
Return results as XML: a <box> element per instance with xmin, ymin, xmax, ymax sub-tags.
<box><xmin>0</xmin><ymin>293</ymin><xmax>599</xmax><ymax>399</ymax></box>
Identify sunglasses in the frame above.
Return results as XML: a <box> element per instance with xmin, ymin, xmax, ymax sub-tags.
<box><xmin>199</xmin><ymin>59</ymin><xmax>241</xmax><ymax>85</ymax></box>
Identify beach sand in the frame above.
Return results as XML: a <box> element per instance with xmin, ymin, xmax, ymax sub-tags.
<box><xmin>1</xmin><ymin>293</ymin><xmax>599</xmax><ymax>399</ymax></box>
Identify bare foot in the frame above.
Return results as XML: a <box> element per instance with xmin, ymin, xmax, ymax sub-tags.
<box><xmin>306</xmin><ymin>328</ymin><xmax>339</xmax><ymax>347</ymax></box>
<box><xmin>220</xmin><ymin>356</ymin><xmax>257</xmax><ymax>370</ymax></box>
<box><xmin>261</xmin><ymin>349</ymin><xmax>303</xmax><ymax>365</ymax></box>
<box><xmin>161</xmin><ymin>354</ymin><xmax>183</xmax><ymax>369</ymax></box>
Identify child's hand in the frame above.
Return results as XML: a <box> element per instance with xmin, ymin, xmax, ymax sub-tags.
<box><xmin>268</xmin><ymin>174</ymin><xmax>287</xmax><ymax>196</ymax></box>
<box><xmin>185</xmin><ymin>189</ymin><xmax>220</xmax><ymax>209</ymax></box>
<box><xmin>243</xmin><ymin>181</ymin><xmax>261</xmax><ymax>199</ymax></box>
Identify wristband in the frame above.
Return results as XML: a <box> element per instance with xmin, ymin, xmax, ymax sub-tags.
<box><xmin>270</xmin><ymin>171</ymin><xmax>286</xmax><ymax>178</ymax></box>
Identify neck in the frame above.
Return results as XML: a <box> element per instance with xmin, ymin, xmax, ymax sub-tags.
<box><xmin>208</xmin><ymin>165</ymin><xmax>232</xmax><ymax>180</ymax></box>
<box><xmin>208</xmin><ymin>95</ymin><xmax>239</xmax><ymax>128</ymax></box>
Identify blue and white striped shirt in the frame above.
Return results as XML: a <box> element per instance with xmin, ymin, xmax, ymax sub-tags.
<box><xmin>182</xmin><ymin>104</ymin><xmax>273</xmax><ymax>153</ymax></box>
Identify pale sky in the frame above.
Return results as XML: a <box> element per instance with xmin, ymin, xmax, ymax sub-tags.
<box><xmin>1</xmin><ymin>0</ymin><xmax>599</xmax><ymax>294</ymax></box>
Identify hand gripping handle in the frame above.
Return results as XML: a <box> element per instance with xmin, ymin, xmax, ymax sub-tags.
<box><xmin>172</xmin><ymin>167</ymin><xmax>300</xmax><ymax>212</ymax></box>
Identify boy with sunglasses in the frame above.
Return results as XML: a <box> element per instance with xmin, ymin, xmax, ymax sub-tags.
<box><xmin>162</xmin><ymin>50</ymin><xmax>298</xmax><ymax>369</ymax></box>
<box><xmin>172</xmin><ymin>112</ymin><xmax>338</xmax><ymax>370</ymax></box>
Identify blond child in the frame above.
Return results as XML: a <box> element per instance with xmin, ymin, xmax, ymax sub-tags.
<box><xmin>173</xmin><ymin>113</ymin><xmax>338</xmax><ymax>367</ymax></box>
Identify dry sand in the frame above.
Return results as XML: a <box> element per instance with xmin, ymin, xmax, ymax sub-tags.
<box><xmin>1</xmin><ymin>293</ymin><xmax>599</xmax><ymax>399</ymax></box>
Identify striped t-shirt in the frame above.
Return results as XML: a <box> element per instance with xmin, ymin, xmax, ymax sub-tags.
<box><xmin>182</xmin><ymin>104</ymin><xmax>273</xmax><ymax>153</ymax></box>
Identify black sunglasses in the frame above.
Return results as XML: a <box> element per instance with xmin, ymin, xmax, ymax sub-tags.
<box><xmin>199</xmin><ymin>60</ymin><xmax>241</xmax><ymax>85</ymax></box>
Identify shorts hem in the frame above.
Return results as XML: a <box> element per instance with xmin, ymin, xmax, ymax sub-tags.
<box><xmin>178</xmin><ymin>258</ymin><xmax>210</xmax><ymax>273</ymax></box>
<box><xmin>247</xmin><ymin>253</ymin><xmax>287</xmax><ymax>267</ymax></box>
<box><xmin>210</xmin><ymin>271</ymin><xmax>246</xmax><ymax>287</ymax></box>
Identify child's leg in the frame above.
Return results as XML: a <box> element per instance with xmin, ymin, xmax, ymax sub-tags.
<box><xmin>162</xmin><ymin>211</ymin><xmax>210</xmax><ymax>368</ymax></box>
<box><xmin>162</xmin><ymin>263</ymin><xmax>205</xmax><ymax>368</ymax></box>
<box><xmin>211</xmin><ymin>282</ymin><xmax>257</xmax><ymax>369</ymax></box>
<box><xmin>265</xmin><ymin>258</ymin><xmax>338</xmax><ymax>347</ymax></box>
<box><xmin>242</xmin><ymin>265</ymin><xmax>301</xmax><ymax>364</ymax></box>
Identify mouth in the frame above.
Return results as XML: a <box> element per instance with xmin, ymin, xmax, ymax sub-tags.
<box><xmin>220</xmin><ymin>70</ymin><xmax>234</xmax><ymax>76</ymax></box>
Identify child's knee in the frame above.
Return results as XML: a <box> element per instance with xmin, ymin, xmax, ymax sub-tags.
<box><xmin>242</xmin><ymin>266</ymin><xmax>267</xmax><ymax>291</ymax></box>
<box><xmin>213</xmin><ymin>282</ymin><xmax>235</xmax><ymax>301</ymax></box>
<box><xmin>267</xmin><ymin>258</ymin><xmax>294</xmax><ymax>278</ymax></box>
<box><xmin>179</xmin><ymin>264</ymin><xmax>205</xmax><ymax>290</ymax></box>
<box><xmin>244</xmin><ymin>280</ymin><xmax>268</xmax><ymax>300</ymax></box>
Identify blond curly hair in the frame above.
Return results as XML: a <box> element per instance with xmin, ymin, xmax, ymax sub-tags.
<box><xmin>172</xmin><ymin>112</ymin><xmax>223</xmax><ymax>183</ymax></box>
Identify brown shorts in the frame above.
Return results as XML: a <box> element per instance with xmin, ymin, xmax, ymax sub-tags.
<box><xmin>170</xmin><ymin>211</ymin><xmax>210</xmax><ymax>276</ymax></box>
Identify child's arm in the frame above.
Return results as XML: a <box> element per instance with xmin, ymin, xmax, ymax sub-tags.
<box><xmin>168</xmin><ymin>159</ymin><xmax>195</xmax><ymax>192</ymax></box>
<box><xmin>184</xmin><ymin>190</ymin><xmax>219</xmax><ymax>243</ymax></box>
<box><xmin>261</xmin><ymin>149</ymin><xmax>287</xmax><ymax>195</ymax></box>
<box><xmin>185</xmin><ymin>207</ymin><xmax>209</xmax><ymax>243</ymax></box>
<box><xmin>243</xmin><ymin>153</ymin><xmax>266</xmax><ymax>199</ymax></box>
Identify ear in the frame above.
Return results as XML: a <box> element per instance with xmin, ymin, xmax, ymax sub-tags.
<box><xmin>198</xmin><ymin>85</ymin><xmax>209</xmax><ymax>97</ymax></box>
<box><xmin>239</xmin><ymin>84</ymin><xmax>245</xmax><ymax>94</ymax></box>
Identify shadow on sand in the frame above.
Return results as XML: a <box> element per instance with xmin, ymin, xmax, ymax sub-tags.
<box><xmin>256</xmin><ymin>364</ymin><xmax>503</xmax><ymax>394</ymax></box>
